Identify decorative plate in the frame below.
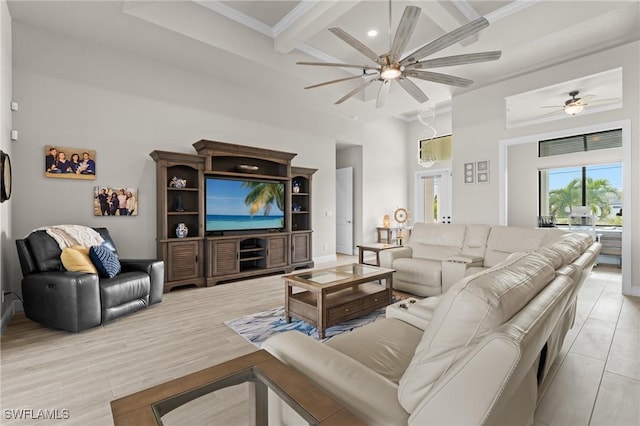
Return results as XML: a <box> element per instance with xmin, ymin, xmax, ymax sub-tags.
<box><xmin>394</xmin><ymin>207</ymin><xmax>408</xmax><ymax>224</ymax></box>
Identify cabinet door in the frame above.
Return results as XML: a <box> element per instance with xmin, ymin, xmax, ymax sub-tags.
<box><xmin>209</xmin><ymin>240</ymin><xmax>239</xmax><ymax>276</ymax></box>
<box><xmin>291</xmin><ymin>233</ymin><xmax>311</xmax><ymax>264</ymax></box>
<box><xmin>267</xmin><ymin>235</ymin><xmax>288</xmax><ymax>268</ymax></box>
<box><xmin>167</xmin><ymin>240</ymin><xmax>200</xmax><ymax>282</ymax></box>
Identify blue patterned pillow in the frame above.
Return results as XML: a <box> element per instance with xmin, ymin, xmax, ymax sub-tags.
<box><xmin>89</xmin><ymin>245</ymin><xmax>121</xmax><ymax>278</ymax></box>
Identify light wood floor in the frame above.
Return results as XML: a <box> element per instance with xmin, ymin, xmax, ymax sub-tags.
<box><xmin>1</xmin><ymin>257</ymin><xmax>637</xmax><ymax>425</ymax></box>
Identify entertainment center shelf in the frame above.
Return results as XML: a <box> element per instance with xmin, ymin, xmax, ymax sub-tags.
<box><xmin>152</xmin><ymin>141</ymin><xmax>316</xmax><ymax>292</ymax></box>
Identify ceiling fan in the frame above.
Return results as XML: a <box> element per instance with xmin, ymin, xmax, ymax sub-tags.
<box><xmin>542</xmin><ymin>90</ymin><xmax>620</xmax><ymax>116</ymax></box>
<box><xmin>298</xmin><ymin>2</ymin><xmax>501</xmax><ymax>108</ymax></box>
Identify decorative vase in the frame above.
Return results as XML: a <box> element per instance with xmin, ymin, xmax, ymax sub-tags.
<box><xmin>176</xmin><ymin>223</ymin><xmax>188</xmax><ymax>238</ymax></box>
<box><xmin>292</xmin><ymin>181</ymin><xmax>300</xmax><ymax>193</ymax></box>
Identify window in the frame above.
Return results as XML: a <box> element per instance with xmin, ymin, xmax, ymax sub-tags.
<box><xmin>539</xmin><ymin>129</ymin><xmax>622</xmax><ymax>157</ymax></box>
<box><xmin>419</xmin><ymin>134</ymin><xmax>452</xmax><ymax>163</ymax></box>
<box><xmin>539</xmin><ymin>163</ymin><xmax>622</xmax><ymax>226</ymax></box>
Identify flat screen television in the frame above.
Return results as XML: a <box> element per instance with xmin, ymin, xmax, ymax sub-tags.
<box><xmin>205</xmin><ymin>176</ymin><xmax>285</xmax><ymax>233</ymax></box>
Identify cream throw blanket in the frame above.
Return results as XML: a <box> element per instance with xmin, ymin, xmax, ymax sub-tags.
<box><xmin>34</xmin><ymin>225</ymin><xmax>105</xmax><ymax>250</ymax></box>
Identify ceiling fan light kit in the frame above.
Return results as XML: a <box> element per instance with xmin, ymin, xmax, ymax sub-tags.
<box><xmin>564</xmin><ymin>104</ymin><xmax>585</xmax><ymax>115</ymax></box>
<box><xmin>298</xmin><ymin>1</ymin><xmax>501</xmax><ymax>108</ymax></box>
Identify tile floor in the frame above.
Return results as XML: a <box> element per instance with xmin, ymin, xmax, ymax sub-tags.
<box><xmin>533</xmin><ymin>264</ymin><xmax>639</xmax><ymax>426</ymax></box>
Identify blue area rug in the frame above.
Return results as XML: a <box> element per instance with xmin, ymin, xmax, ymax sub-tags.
<box><xmin>225</xmin><ymin>305</ymin><xmax>387</xmax><ymax>348</ymax></box>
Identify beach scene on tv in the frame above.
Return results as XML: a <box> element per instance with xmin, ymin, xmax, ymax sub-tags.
<box><xmin>206</xmin><ymin>178</ymin><xmax>285</xmax><ymax>232</ymax></box>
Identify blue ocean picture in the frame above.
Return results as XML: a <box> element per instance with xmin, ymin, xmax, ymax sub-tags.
<box><xmin>206</xmin><ymin>178</ymin><xmax>285</xmax><ymax>231</ymax></box>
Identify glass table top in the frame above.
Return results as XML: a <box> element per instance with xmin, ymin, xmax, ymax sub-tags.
<box><xmin>290</xmin><ymin>264</ymin><xmax>387</xmax><ymax>285</ymax></box>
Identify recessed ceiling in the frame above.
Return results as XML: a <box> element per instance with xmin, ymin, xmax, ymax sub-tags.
<box><xmin>7</xmin><ymin>0</ymin><xmax>640</xmax><ymax>126</ymax></box>
<box><xmin>505</xmin><ymin>68</ymin><xmax>623</xmax><ymax>128</ymax></box>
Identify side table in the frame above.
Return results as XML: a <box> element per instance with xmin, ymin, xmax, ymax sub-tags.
<box><xmin>357</xmin><ymin>243</ymin><xmax>400</xmax><ymax>266</ymax></box>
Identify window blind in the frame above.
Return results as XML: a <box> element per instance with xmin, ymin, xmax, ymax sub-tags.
<box><xmin>539</xmin><ymin>129</ymin><xmax>621</xmax><ymax>157</ymax></box>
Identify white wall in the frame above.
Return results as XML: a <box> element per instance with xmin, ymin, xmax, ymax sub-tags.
<box><xmin>452</xmin><ymin>41</ymin><xmax>640</xmax><ymax>294</ymax></box>
<box><xmin>8</xmin><ymin>21</ymin><xmax>409</xmax><ymax>302</ymax></box>
<box><xmin>340</xmin><ymin>118</ymin><xmax>409</xmax><ymax>244</ymax></box>
<box><xmin>1</xmin><ymin>0</ymin><xmax>13</xmax><ymax>326</ymax></box>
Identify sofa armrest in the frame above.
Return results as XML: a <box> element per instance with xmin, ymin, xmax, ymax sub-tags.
<box><xmin>379</xmin><ymin>247</ymin><xmax>413</xmax><ymax>269</ymax></box>
<box><xmin>120</xmin><ymin>259</ymin><xmax>164</xmax><ymax>304</ymax></box>
<box><xmin>446</xmin><ymin>255</ymin><xmax>484</xmax><ymax>265</ymax></box>
<box><xmin>21</xmin><ymin>272</ymin><xmax>101</xmax><ymax>332</ymax></box>
<box><xmin>441</xmin><ymin>255</ymin><xmax>484</xmax><ymax>293</ymax></box>
<box><xmin>263</xmin><ymin>331</ymin><xmax>409</xmax><ymax>425</ymax></box>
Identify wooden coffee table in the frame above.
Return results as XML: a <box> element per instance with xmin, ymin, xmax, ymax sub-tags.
<box><xmin>283</xmin><ymin>264</ymin><xmax>394</xmax><ymax>338</ymax></box>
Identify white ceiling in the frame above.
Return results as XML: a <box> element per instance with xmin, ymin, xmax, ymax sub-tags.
<box><xmin>7</xmin><ymin>0</ymin><xmax>640</xmax><ymax>126</ymax></box>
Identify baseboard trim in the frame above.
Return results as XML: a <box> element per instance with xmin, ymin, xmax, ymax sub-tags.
<box><xmin>0</xmin><ymin>301</ymin><xmax>17</xmax><ymax>334</ymax></box>
<box><xmin>314</xmin><ymin>254</ymin><xmax>338</xmax><ymax>264</ymax></box>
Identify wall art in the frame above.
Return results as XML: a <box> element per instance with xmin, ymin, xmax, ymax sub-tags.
<box><xmin>464</xmin><ymin>162</ymin><xmax>475</xmax><ymax>184</ymax></box>
<box><xmin>477</xmin><ymin>160</ymin><xmax>490</xmax><ymax>183</ymax></box>
<box><xmin>45</xmin><ymin>145</ymin><xmax>96</xmax><ymax>180</ymax></box>
<box><xmin>94</xmin><ymin>187</ymin><xmax>138</xmax><ymax>216</ymax></box>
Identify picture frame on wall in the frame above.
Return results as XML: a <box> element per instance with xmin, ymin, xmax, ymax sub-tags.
<box><xmin>45</xmin><ymin>145</ymin><xmax>96</xmax><ymax>180</ymax></box>
<box><xmin>464</xmin><ymin>162</ymin><xmax>475</xmax><ymax>184</ymax></box>
<box><xmin>477</xmin><ymin>160</ymin><xmax>490</xmax><ymax>184</ymax></box>
<box><xmin>94</xmin><ymin>187</ymin><xmax>138</xmax><ymax>216</ymax></box>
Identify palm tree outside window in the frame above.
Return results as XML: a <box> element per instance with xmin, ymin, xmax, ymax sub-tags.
<box><xmin>539</xmin><ymin>163</ymin><xmax>622</xmax><ymax>226</ymax></box>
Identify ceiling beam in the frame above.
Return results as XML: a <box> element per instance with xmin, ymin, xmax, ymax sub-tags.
<box><xmin>274</xmin><ymin>0</ymin><xmax>363</xmax><ymax>54</ymax></box>
<box><xmin>409</xmin><ymin>0</ymin><xmax>479</xmax><ymax>46</ymax></box>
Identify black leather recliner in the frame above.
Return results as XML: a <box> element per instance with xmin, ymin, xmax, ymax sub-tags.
<box><xmin>15</xmin><ymin>227</ymin><xmax>164</xmax><ymax>332</ymax></box>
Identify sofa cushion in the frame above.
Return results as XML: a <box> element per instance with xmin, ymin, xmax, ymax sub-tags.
<box><xmin>393</xmin><ymin>258</ymin><xmax>442</xmax><ymax>288</ymax></box>
<box><xmin>409</xmin><ymin>223</ymin><xmax>466</xmax><ymax>260</ymax></box>
<box><xmin>25</xmin><ymin>230</ymin><xmax>63</xmax><ymax>272</ymax></box>
<box><xmin>99</xmin><ymin>272</ymin><xmax>150</xmax><ymax>309</ymax></box>
<box><xmin>460</xmin><ymin>224</ymin><xmax>491</xmax><ymax>258</ymax></box>
<box><xmin>89</xmin><ymin>245</ymin><xmax>121</xmax><ymax>278</ymax></box>
<box><xmin>397</xmin><ymin>251</ymin><xmax>555</xmax><ymax>413</ymax></box>
<box><xmin>539</xmin><ymin>232</ymin><xmax>593</xmax><ymax>267</ymax></box>
<box><xmin>61</xmin><ymin>245</ymin><xmax>98</xmax><ymax>274</ymax></box>
<box><xmin>483</xmin><ymin>226</ymin><xmax>549</xmax><ymax>267</ymax></box>
<box><xmin>326</xmin><ymin>318</ymin><xmax>423</xmax><ymax>383</ymax></box>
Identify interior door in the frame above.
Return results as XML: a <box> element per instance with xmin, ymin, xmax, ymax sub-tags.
<box><xmin>336</xmin><ymin>167</ymin><xmax>354</xmax><ymax>255</ymax></box>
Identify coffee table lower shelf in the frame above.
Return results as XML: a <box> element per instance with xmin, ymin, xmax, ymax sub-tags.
<box><xmin>287</xmin><ymin>283</ymin><xmax>390</xmax><ymax>335</ymax></box>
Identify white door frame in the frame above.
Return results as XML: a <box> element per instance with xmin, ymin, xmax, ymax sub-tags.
<box><xmin>414</xmin><ymin>167</ymin><xmax>452</xmax><ymax>224</ymax></box>
<box><xmin>336</xmin><ymin>167</ymin><xmax>354</xmax><ymax>255</ymax></box>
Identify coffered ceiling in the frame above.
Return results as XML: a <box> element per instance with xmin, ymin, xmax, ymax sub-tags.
<box><xmin>7</xmin><ymin>1</ymin><xmax>640</xmax><ymax>126</ymax></box>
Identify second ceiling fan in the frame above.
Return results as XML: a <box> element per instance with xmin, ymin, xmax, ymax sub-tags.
<box><xmin>299</xmin><ymin>2</ymin><xmax>501</xmax><ymax>108</ymax></box>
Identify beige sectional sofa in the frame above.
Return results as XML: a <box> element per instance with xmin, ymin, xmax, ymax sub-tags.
<box><xmin>263</xmin><ymin>228</ymin><xmax>600</xmax><ymax>425</ymax></box>
<box><xmin>379</xmin><ymin>222</ymin><xmax>568</xmax><ymax>296</ymax></box>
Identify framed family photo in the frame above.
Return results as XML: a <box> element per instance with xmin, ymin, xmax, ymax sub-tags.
<box><xmin>94</xmin><ymin>187</ymin><xmax>138</xmax><ymax>216</ymax></box>
<box><xmin>45</xmin><ymin>145</ymin><xmax>96</xmax><ymax>180</ymax></box>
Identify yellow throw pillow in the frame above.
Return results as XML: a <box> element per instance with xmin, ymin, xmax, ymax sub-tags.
<box><xmin>61</xmin><ymin>245</ymin><xmax>98</xmax><ymax>274</ymax></box>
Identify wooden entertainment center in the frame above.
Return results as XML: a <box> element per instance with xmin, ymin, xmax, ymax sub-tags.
<box><xmin>151</xmin><ymin>141</ymin><xmax>316</xmax><ymax>292</ymax></box>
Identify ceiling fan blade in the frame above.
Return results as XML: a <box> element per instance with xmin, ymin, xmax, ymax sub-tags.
<box><xmin>335</xmin><ymin>78</ymin><xmax>379</xmax><ymax>105</ymax></box>
<box><xmin>329</xmin><ymin>27</ymin><xmax>380</xmax><ymax>63</ymax></box>
<box><xmin>407</xmin><ymin>51</ymin><xmax>502</xmax><ymax>69</ymax></box>
<box><xmin>297</xmin><ymin>61</ymin><xmax>379</xmax><ymax>71</ymax></box>
<box><xmin>390</xmin><ymin>6</ymin><xmax>421</xmax><ymax>62</ymax></box>
<box><xmin>406</xmin><ymin>70</ymin><xmax>473</xmax><ymax>87</ymax></box>
<box><xmin>400</xmin><ymin>17</ymin><xmax>490</xmax><ymax>66</ymax></box>
<box><xmin>305</xmin><ymin>74</ymin><xmax>366</xmax><ymax>90</ymax></box>
<box><xmin>376</xmin><ymin>80</ymin><xmax>391</xmax><ymax>108</ymax></box>
<box><xmin>588</xmin><ymin>97</ymin><xmax>621</xmax><ymax>105</ymax></box>
<box><xmin>397</xmin><ymin>77</ymin><xmax>429</xmax><ymax>103</ymax></box>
